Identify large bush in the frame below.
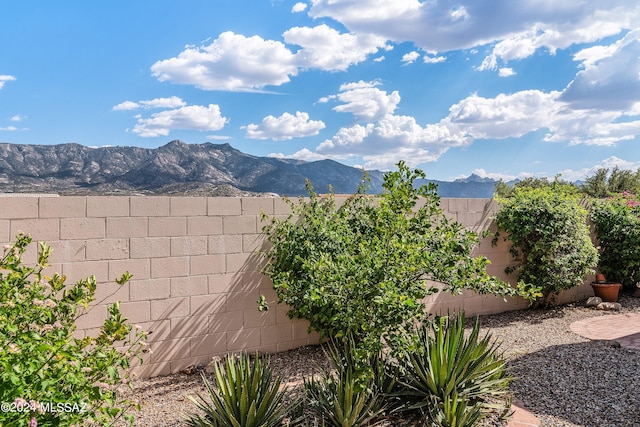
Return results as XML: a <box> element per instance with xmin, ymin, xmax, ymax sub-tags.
<box><xmin>261</xmin><ymin>162</ymin><xmax>533</xmax><ymax>374</ymax></box>
<box><xmin>591</xmin><ymin>191</ymin><xmax>640</xmax><ymax>289</ymax></box>
<box><xmin>0</xmin><ymin>233</ymin><xmax>146</xmax><ymax>426</ymax></box>
<box><xmin>494</xmin><ymin>186</ymin><xmax>598</xmax><ymax>306</ymax></box>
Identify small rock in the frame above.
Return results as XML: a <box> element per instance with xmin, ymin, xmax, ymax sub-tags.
<box><xmin>586</xmin><ymin>296</ymin><xmax>603</xmax><ymax>307</ymax></box>
<box><xmin>596</xmin><ymin>302</ymin><xmax>621</xmax><ymax>311</ymax></box>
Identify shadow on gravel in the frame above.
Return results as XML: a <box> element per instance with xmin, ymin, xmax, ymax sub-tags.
<box><xmin>479</xmin><ymin>305</ymin><xmax>574</xmax><ymax>328</ymax></box>
<box><xmin>480</xmin><ymin>294</ymin><xmax>640</xmax><ymax>331</ymax></box>
<box><xmin>509</xmin><ymin>340</ymin><xmax>640</xmax><ymax>427</ymax></box>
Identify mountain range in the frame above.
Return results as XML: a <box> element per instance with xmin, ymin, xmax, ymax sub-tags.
<box><xmin>0</xmin><ymin>140</ymin><xmax>501</xmax><ymax>197</ymax></box>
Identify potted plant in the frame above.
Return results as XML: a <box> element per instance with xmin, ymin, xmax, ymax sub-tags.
<box><xmin>590</xmin><ymin>273</ymin><xmax>622</xmax><ymax>302</ymax></box>
<box><xmin>590</xmin><ymin>191</ymin><xmax>640</xmax><ymax>295</ymax></box>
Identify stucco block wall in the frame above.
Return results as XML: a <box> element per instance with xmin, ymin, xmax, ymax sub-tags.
<box><xmin>0</xmin><ymin>195</ymin><xmax>597</xmax><ymax>378</ymax></box>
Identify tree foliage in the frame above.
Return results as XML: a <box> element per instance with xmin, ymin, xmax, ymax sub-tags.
<box><xmin>581</xmin><ymin>167</ymin><xmax>640</xmax><ymax>198</ymax></box>
<box><xmin>0</xmin><ymin>233</ymin><xmax>146</xmax><ymax>426</ymax></box>
<box><xmin>494</xmin><ymin>186</ymin><xmax>598</xmax><ymax>306</ymax></box>
<box><xmin>261</xmin><ymin>162</ymin><xmax>533</xmax><ymax>371</ymax></box>
<box><xmin>590</xmin><ymin>191</ymin><xmax>640</xmax><ymax>289</ymax></box>
<box><xmin>494</xmin><ymin>175</ymin><xmax>578</xmax><ymax>199</ymax></box>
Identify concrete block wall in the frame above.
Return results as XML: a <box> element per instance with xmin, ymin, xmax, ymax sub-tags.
<box><xmin>0</xmin><ymin>195</ymin><xmax>596</xmax><ymax>378</ymax></box>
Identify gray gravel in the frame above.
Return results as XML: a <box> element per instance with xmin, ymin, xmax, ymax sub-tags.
<box><xmin>117</xmin><ymin>295</ymin><xmax>640</xmax><ymax>427</ymax></box>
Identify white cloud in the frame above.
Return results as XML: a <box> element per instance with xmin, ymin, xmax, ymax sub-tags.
<box><xmin>498</xmin><ymin>67</ymin><xmax>515</xmax><ymax>77</ymax></box>
<box><xmin>151</xmin><ymin>26</ymin><xmax>389</xmax><ymax>91</ymax></box>
<box><xmin>151</xmin><ymin>31</ymin><xmax>299</xmax><ymax>91</ymax></box>
<box><xmin>10</xmin><ymin>115</ymin><xmax>24</xmax><ymax>122</ymax></box>
<box><xmin>401</xmin><ymin>51</ymin><xmax>420</xmax><ymax>64</ymax></box>
<box><xmin>558</xmin><ymin>157</ymin><xmax>640</xmax><ymax>181</ymax></box>
<box><xmin>207</xmin><ymin>135</ymin><xmax>232</xmax><ymax>140</ymax></box>
<box><xmin>113</xmin><ymin>96</ymin><xmax>186</xmax><ymax>111</ymax></box>
<box><xmin>244</xmin><ymin>111</ymin><xmax>325</xmax><ymax>140</ymax></box>
<box><xmin>279</xmin><ymin>73</ymin><xmax>640</xmax><ymax>170</ymax></box>
<box><xmin>292</xmin><ymin>2</ymin><xmax>307</xmax><ymax>13</ymax></box>
<box><xmin>325</xmin><ymin>80</ymin><xmax>401</xmax><ymax>121</ymax></box>
<box><xmin>309</xmin><ymin>0</ymin><xmax>640</xmax><ymax>65</ymax></box>
<box><xmin>0</xmin><ymin>126</ymin><xmax>18</xmax><ymax>131</ymax></box>
<box><xmin>442</xmin><ymin>89</ymin><xmax>640</xmax><ymax>147</ymax></box>
<box><xmin>373</xmin><ymin>56</ymin><xmax>386</xmax><ymax>62</ymax></box>
<box><xmin>285</xmin><ymin>24</ymin><xmax>390</xmax><ymax>71</ymax></box>
<box><xmin>561</xmin><ymin>29</ymin><xmax>640</xmax><ymax>110</ymax></box>
<box><xmin>423</xmin><ymin>55</ymin><xmax>446</xmax><ymax>64</ymax></box>
<box><xmin>132</xmin><ymin>104</ymin><xmax>228</xmax><ymax>137</ymax></box>
<box><xmin>268</xmin><ymin>148</ymin><xmax>329</xmax><ymax>162</ymax></box>
<box><xmin>0</xmin><ymin>75</ymin><xmax>16</xmax><ymax>90</ymax></box>
<box><xmin>445</xmin><ymin>90</ymin><xmax>561</xmax><ymax>139</ymax></box>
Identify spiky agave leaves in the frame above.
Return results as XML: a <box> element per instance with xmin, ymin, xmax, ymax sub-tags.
<box><xmin>185</xmin><ymin>353</ymin><xmax>293</xmax><ymax>427</ymax></box>
<box><xmin>397</xmin><ymin>312</ymin><xmax>512</xmax><ymax>427</ymax></box>
<box><xmin>302</xmin><ymin>337</ymin><xmax>388</xmax><ymax>427</ymax></box>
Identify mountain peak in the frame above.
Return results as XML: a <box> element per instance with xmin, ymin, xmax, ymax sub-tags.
<box><xmin>0</xmin><ymin>140</ymin><xmax>501</xmax><ymax>198</ymax></box>
<box><xmin>454</xmin><ymin>173</ymin><xmax>495</xmax><ymax>183</ymax></box>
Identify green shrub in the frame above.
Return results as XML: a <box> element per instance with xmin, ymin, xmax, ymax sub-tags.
<box><xmin>303</xmin><ymin>338</ymin><xmax>387</xmax><ymax>427</ymax></box>
<box><xmin>494</xmin><ymin>185</ymin><xmax>598</xmax><ymax>306</ymax></box>
<box><xmin>396</xmin><ymin>313</ymin><xmax>511</xmax><ymax>427</ymax></box>
<box><xmin>581</xmin><ymin>167</ymin><xmax>640</xmax><ymax>198</ymax></box>
<box><xmin>591</xmin><ymin>191</ymin><xmax>640</xmax><ymax>289</ymax></box>
<box><xmin>0</xmin><ymin>233</ymin><xmax>146</xmax><ymax>426</ymax></box>
<box><xmin>261</xmin><ymin>162</ymin><xmax>533</xmax><ymax>376</ymax></box>
<box><xmin>185</xmin><ymin>353</ymin><xmax>293</xmax><ymax>427</ymax></box>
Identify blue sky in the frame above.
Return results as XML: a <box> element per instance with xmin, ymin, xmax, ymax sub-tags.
<box><xmin>1</xmin><ymin>1</ymin><xmax>639</xmax><ymax>181</ymax></box>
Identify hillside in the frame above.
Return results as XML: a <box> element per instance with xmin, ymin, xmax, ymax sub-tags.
<box><xmin>0</xmin><ymin>140</ymin><xmax>498</xmax><ymax>197</ymax></box>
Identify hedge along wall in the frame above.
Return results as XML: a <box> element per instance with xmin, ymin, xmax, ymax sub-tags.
<box><xmin>0</xmin><ymin>195</ymin><xmax>596</xmax><ymax>378</ymax></box>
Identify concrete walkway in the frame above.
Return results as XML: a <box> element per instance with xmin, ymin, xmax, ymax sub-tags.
<box><xmin>570</xmin><ymin>313</ymin><xmax>640</xmax><ymax>349</ymax></box>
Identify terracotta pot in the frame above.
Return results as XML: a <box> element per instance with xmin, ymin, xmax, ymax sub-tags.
<box><xmin>591</xmin><ymin>282</ymin><xmax>622</xmax><ymax>302</ymax></box>
<box><xmin>595</xmin><ymin>273</ymin><xmax>606</xmax><ymax>283</ymax></box>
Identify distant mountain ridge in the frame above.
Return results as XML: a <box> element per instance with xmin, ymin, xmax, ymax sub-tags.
<box><xmin>0</xmin><ymin>140</ymin><xmax>500</xmax><ymax>197</ymax></box>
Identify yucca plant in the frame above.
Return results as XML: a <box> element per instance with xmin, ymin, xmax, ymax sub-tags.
<box><xmin>423</xmin><ymin>393</ymin><xmax>483</xmax><ymax>427</ymax></box>
<box><xmin>185</xmin><ymin>353</ymin><xmax>293</xmax><ymax>427</ymax></box>
<box><xmin>397</xmin><ymin>312</ymin><xmax>511</xmax><ymax>426</ymax></box>
<box><xmin>302</xmin><ymin>337</ymin><xmax>388</xmax><ymax>427</ymax></box>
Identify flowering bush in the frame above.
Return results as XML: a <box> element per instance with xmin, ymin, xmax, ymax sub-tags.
<box><xmin>495</xmin><ymin>186</ymin><xmax>598</xmax><ymax>306</ymax></box>
<box><xmin>591</xmin><ymin>191</ymin><xmax>640</xmax><ymax>289</ymax></box>
<box><xmin>0</xmin><ymin>233</ymin><xmax>147</xmax><ymax>426</ymax></box>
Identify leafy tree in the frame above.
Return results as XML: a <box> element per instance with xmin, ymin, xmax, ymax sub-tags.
<box><xmin>260</xmin><ymin>162</ymin><xmax>534</xmax><ymax>377</ymax></box>
<box><xmin>494</xmin><ymin>186</ymin><xmax>598</xmax><ymax>306</ymax></box>
<box><xmin>581</xmin><ymin>167</ymin><xmax>640</xmax><ymax>198</ymax></box>
<box><xmin>494</xmin><ymin>175</ymin><xmax>578</xmax><ymax>198</ymax></box>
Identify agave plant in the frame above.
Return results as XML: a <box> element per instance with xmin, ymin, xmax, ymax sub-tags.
<box><xmin>302</xmin><ymin>337</ymin><xmax>388</xmax><ymax>427</ymax></box>
<box><xmin>185</xmin><ymin>353</ymin><xmax>293</xmax><ymax>427</ymax></box>
<box><xmin>397</xmin><ymin>312</ymin><xmax>512</xmax><ymax>426</ymax></box>
<box><xmin>423</xmin><ymin>393</ymin><xmax>484</xmax><ymax>427</ymax></box>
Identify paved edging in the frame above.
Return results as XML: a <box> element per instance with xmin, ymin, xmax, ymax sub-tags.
<box><xmin>508</xmin><ymin>399</ymin><xmax>541</xmax><ymax>427</ymax></box>
<box><xmin>570</xmin><ymin>313</ymin><xmax>640</xmax><ymax>350</ymax></box>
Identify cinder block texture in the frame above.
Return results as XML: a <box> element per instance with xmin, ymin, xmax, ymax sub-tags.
<box><xmin>0</xmin><ymin>197</ymin><xmax>38</xmax><ymax>219</ymax></box>
<box><xmin>5</xmin><ymin>195</ymin><xmax>597</xmax><ymax>380</ymax></box>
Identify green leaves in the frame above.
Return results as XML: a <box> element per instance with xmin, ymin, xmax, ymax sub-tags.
<box><xmin>495</xmin><ymin>186</ymin><xmax>598</xmax><ymax>306</ymax></box>
<box><xmin>261</xmin><ymin>161</ymin><xmax>524</xmax><ymax>375</ymax></box>
<box><xmin>185</xmin><ymin>354</ymin><xmax>292</xmax><ymax>427</ymax></box>
<box><xmin>591</xmin><ymin>192</ymin><xmax>640</xmax><ymax>289</ymax></box>
<box><xmin>396</xmin><ymin>313</ymin><xmax>511</xmax><ymax>427</ymax></box>
<box><xmin>0</xmin><ymin>234</ymin><xmax>147</xmax><ymax>426</ymax></box>
<box><xmin>303</xmin><ymin>338</ymin><xmax>388</xmax><ymax>427</ymax></box>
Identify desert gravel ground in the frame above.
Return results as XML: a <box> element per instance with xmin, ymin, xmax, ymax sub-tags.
<box><xmin>117</xmin><ymin>294</ymin><xmax>640</xmax><ymax>427</ymax></box>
